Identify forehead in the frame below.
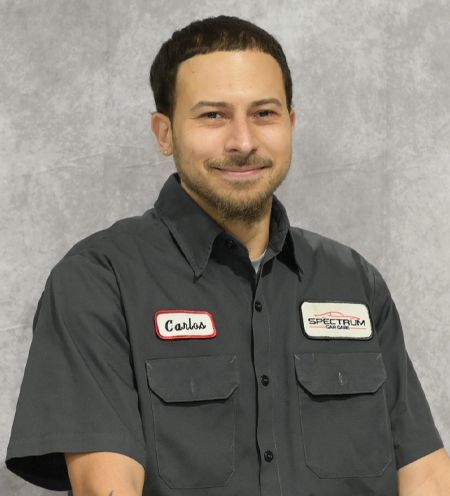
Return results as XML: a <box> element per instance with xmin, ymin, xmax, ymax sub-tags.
<box><xmin>175</xmin><ymin>50</ymin><xmax>285</xmax><ymax>105</ymax></box>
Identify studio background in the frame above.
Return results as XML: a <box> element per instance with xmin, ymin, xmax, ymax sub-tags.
<box><xmin>1</xmin><ymin>0</ymin><xmax>449</xmax><ymax>494</ymax></box>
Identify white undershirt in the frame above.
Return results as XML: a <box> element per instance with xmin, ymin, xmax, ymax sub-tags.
<box><xmin>250</xmin><ymin>249</ymin><xmax>266</xmax><ymax>273</ymax></box>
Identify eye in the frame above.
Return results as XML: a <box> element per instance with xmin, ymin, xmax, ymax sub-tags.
<box><xmin>201</xmin><ymin>111</ymin><xmax>222</xmax><ymax>120</ymax></box>
<box><xmin>258</xmin><ymin>110</ymin><xmax>276</xmax><ymax>118</ymax></box>
<box><xmin>200</xmin><ymin>110</ymin><xmax>277</xmax><ymax>120</ymax></box>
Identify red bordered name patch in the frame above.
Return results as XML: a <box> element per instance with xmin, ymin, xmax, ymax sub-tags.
<box><xmin>154</xmin><ymin>309</ymin><xmax>217</xmax><ymax>340</ymax></box>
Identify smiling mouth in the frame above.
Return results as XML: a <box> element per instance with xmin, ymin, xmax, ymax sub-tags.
<box><xmin>214</xmin><ymin>167</ymin><xmax>268</xmax><ymax>179</ymax></box>
<box><xmin>214</xmin><ymin>165</ymin><xmax>268</xmax><ymax>172</ymax></box>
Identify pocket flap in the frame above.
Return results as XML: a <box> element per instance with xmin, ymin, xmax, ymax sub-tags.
<box><xmin>294</xmin><ymin>352</ymin><xmax>387</xmax><ymax>395</ymax></box>
<box><xmin>146</xmin><ymin>354</ymin><xmax>239</xmax><ymax>402</ymax></box>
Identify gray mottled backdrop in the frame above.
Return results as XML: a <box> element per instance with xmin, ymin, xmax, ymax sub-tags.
<box><xmin>1</xmin><ymin>1</ymin><xmax>449</xmax><ymax>494</ymax></box>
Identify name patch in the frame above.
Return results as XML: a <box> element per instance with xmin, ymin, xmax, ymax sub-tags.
<box><xmin>154</xmin><ymin>309</ymin><xmax>217</xmax><ymax>340</ymax></box>
<box><xmin>300</xmin><ymin>301</ymin><xmax>373</xmax><ymax>340</ymax></box>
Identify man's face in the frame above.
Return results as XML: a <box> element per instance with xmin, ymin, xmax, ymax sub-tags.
<box><xmin>169</xmin><ymin>50</ymin><xmax>296</xmax><ymax>224</ymax></box>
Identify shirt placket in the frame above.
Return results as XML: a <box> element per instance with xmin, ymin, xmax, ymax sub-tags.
<box><xmin>251</xmin><ymin>250</ymin><xmax>283</xmax><ymax>496</ymax></box>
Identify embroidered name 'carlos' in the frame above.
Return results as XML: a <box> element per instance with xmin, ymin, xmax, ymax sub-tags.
<box><xmin>154</xmin><ymin>310</ymin><xmax>217</xmax><ymax>340</ymax></box>
<box><xmin>165</xmin><ymin>317</ymin><xmax>207</xmax><ymax>332</ymax></box>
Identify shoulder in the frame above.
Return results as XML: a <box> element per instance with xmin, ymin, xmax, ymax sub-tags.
<box><xmin>290</xmin><ymin>226</ymin><xmax>377</xmax><ymax>273</ymax></box>
<box><xmin>53</xmin><ymin>207</ymin><xmax>162</xmax><ymax>268</ymax></box>
<box><xmin>38</xmin><ymin>210</ymin><xmax>163</xmax><ymax>317</ymax></box>
<box><xmin>289</xmin><ymin>226</ymin><xmax>391</xmax><ymax>301</ymax></box>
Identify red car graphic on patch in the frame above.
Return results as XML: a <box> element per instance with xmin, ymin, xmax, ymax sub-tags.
<box><xmin>314</xmin><ymin>311</ymin><xmax>361</xmax><ymax>320</ymax></box>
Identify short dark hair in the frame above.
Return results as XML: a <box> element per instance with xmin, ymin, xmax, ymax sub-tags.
<box><xmin>149</xmin><ymin>15</ymin><xmax>293</xmax><ymax>123</ymax></box>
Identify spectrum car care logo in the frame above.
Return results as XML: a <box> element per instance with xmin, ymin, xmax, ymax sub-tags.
<box><xmin>308</xmin><ymin>310</ymin><xmax>366</xmax><ymax>329</ymax></box>
<box><xmin>300</xmin><ymin>301</ymin><xmax>373</xmax><ymax>340</ymax></box>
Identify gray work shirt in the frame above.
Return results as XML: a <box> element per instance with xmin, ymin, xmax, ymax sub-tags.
<box><xmin>5</xmin><ymin>172</ymin><xmax>444</xmax><ymax>495</ymax></box>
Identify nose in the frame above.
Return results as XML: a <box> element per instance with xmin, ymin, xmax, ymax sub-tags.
<box><xmin>224</xmin><ymin>111</ymin><xmax>259</xmax><ymax>156</ymax></box>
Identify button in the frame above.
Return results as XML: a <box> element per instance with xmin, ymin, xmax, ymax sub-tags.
<box><xmin>254</xmin><ymin>300</ymin><xmax>262</xmax><ymax>311</ymax></box>
<box><xmin>261</xmin><ymin>375</ymin><xmax>270</xmax><ymax>386</ymax></box>
<box><xmin>264</xmin><ymin>450</ymin><xmax>274</xmax><ymax>462</ymax></box>
<box><xmin>225</xmin><ymin>239</ymin><xmax>235</xmax><ymax>248</ymax></box>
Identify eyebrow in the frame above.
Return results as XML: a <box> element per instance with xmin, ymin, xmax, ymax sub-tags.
<box><xmin>190</xmin><ymin>98</ymin><xmax>283</xmax><ymax>113</ymax></box>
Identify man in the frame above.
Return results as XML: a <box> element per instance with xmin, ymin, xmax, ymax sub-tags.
<box><xmin>5</xmin><ymin>14</ymin><xmax>450</xmax><ymax>496</ymax></box>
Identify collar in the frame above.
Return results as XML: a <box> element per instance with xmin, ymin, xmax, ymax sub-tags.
<box><xmin>154</xmin><ymin>172</ymin><xmax>303</xmax><ymax>279</ymax></box>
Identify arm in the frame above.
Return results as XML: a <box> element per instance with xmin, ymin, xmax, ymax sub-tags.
<box><xmin>398</xmin><ymin>448</ymin><xmax>450</xmax><ymax>496</ymax></box>
<box><xmin>65</xmin><ymin>451</ymin><xmax>145</xmax><ymax>496</ymax></box>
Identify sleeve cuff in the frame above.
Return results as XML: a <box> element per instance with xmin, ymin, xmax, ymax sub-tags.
<box><xmin>5</xmin><ymin>431</ymin><xmax>147</xmax><ymax>491</ymax></box>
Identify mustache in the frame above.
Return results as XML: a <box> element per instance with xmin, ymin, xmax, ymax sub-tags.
<box><xmin>208</xmin><ymin>156</ymin><xmax>273</xmax><ymax>168</ymax></box>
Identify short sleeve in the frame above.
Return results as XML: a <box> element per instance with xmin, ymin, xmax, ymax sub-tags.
<box><xmin>4</xmin><ymin>254</ymin><xmax>147</xmax><ymax>491</ymax></box>
<box><xmin>368</xmin><ymin>263</ymin><xmax>444</xmax><ymax>469</ymax></box>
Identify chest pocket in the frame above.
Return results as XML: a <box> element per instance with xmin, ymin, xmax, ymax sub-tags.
<box><xmin>146</xmin><ymin>354</ymin><xmax>239</xmax><ymax>489</ymax></box>
<box><xmin>294</xmin><ymin>352</ymin><xmax>393</xmax><ymax>478</ymax></box>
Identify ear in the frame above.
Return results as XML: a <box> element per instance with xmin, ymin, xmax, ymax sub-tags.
<box><xmin>150</xmin><ymin>112</ymin><xmax>173</xmax><ymax>156</ymax></box>
<box><xmin>289</xmin><ymin>109</ymin><xmax>296</xmax><ymax>128</ymax></box>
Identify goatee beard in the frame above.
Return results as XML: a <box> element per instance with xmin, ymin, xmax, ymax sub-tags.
<box><xmin>175</xmin><ymin>166</ymin><xmax>273</xmax><ymax>225</ymax></box>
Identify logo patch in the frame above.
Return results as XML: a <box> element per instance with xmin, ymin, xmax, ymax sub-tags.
<box><xmin>300</xmin><ymin>301</ymin><xmax>373</xmax><ymax>340</ymax></box>
<box><xmin>154</xmin><ymin>309</ymin><xmax>217</xmax><ymax>340</ymax></box>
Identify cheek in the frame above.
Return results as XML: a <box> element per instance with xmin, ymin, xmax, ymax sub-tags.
<box><xmin>184</xmin><ymin>128</ymin><xmax>222</xmax><ymax>155</ymax></box>
<box><xmin>264</xmin><ymin>142</ymin><xmax>290</xmax><ymax>164</ymax></box>
<box><xmin>258</xmin><ymin>125</ymin><xmax>290</xmax><ymax>147</ymax></box>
